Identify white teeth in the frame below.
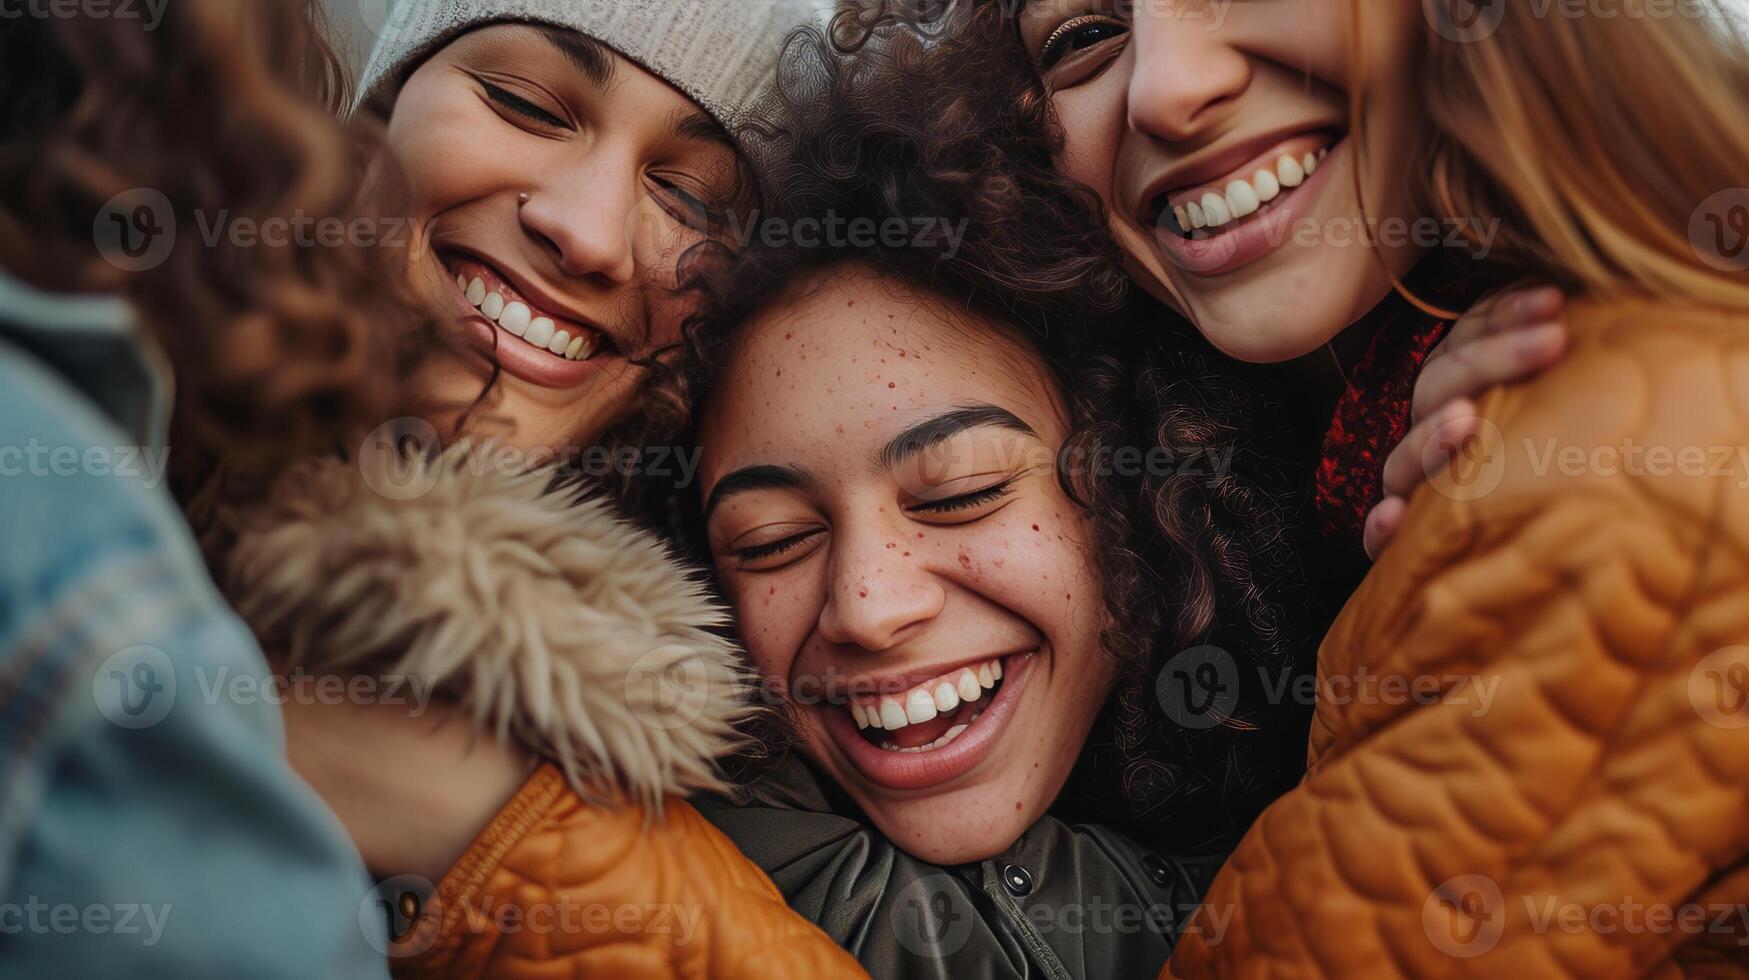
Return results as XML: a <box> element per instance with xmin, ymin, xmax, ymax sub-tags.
<box><xmin>957</xmin><ymin>670</ymin><xmax>982</xmax><ymax>703</ymax></box>
<box><xmin>851</xmin><ymin>658</ymin><xmax>1008</xmax><ymax>736</ymax></box>
<box><xmin>450</xmin><ymin>270</ymin><xmax>596</xmax><ymax>360</ymax></box>
<box><xmin>1167</xmin><ymin>146</ymin><xmax>1332</xmax><ymax>238</ymax></box>
<box><xmin>905</xmin><ymin>689</ymin><xmax>938</xmax><ymax>725</ymax></box>
<box><xmin>498</xmin><ymin>302</ymin><xmax>531</xmax><ymax>337</ymax></box>
<box><xmin>879</xmin><ymin>700</ymin><xmax>909</xmax><ymax>731</ymax></box>
<box><xmin>1200</xmin><ymin>192</ymin><xmax>1231</xmax><ymax>228</ymax></box>
<box><xmin>1253</xmin><ymin>168</ymin><xmax>1281</xmax><ymax>203</ymax></box>
<box><xmin>1225</xmin><ymin>179</ymin><xmax>1260</xmax><ymax>219</ymax></box>
<box><xmin>1277</xmin><ymin>154</ymin><xmax>1306</xmax><ymax>187</ymax></box>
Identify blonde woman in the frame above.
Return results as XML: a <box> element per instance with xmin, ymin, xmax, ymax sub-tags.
<box><xmin>1040</xmin><ymin>1</ymin><xmax>1749</xmax><ymax>974</ymax></box>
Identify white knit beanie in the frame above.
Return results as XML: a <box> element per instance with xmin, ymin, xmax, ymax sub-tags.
<box><xmin>355</xmin><ymin>0</ymin><xmax>834</xmax><ymax>127</ymax></box>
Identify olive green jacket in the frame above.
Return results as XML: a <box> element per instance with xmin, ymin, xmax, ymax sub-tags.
<box><xmin>695</xmin><ymin>759</ymin><xmax>1226</xmax><ymax>979</ymax></box>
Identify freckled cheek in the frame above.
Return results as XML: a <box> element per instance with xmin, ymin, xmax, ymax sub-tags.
<box><xmin>725</xmin><ymin>576</ymin><xmax>819</xmax><ymax>682</ymax></box>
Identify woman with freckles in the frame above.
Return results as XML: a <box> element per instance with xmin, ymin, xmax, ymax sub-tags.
<box><xmin>684</xmin><ymin>254</ymin><xmax>1228</xmax><ymax>978</ymax></box>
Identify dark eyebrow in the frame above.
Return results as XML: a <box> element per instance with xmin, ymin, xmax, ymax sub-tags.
<box><xmin>705</xmin><ymin>464</ymin><xmax>816</xmax><ymax>520</ymax></box>
<box><xmin>671</xmin><ymin>109</ymin><xmax>736</xmax><ymax>150</ymax></box>
<box><xmin>877</xmin><ymin>405</ymin><xmax>1037</xmax><ymax>470</ymax></box>
<box><xmin>533</xmin><ymin>25</ymin><xmax>615</xmax><ymax>88</ymax></box>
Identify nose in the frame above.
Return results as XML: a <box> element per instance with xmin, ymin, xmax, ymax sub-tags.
<box><xmin>1126</xmin><ymin>8</ymin><xmax>1250</xmax><ymax>142</ymax></box>
<box><xmin>817</xmin><ymin>522</ymin><xmax>945</xmax><ymax>653</ymax></box>
<box><xmin>519</xmin><ymin>150</ymin><xmax>638</xmax><ymax>284</ymax></box>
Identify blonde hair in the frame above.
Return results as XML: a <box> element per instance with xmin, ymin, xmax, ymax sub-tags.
<box><xmin>1359</xmin><ymin>0</ymin><xmax>1749</xmax><ymax>313</ymax></box>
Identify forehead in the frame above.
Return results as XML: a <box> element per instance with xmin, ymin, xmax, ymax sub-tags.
<box><xmin>704</xmin><ymin>268</ymin><xmax>1064</xmax><ymax>459</ymax></box>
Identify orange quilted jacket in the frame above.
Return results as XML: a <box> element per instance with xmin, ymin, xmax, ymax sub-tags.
<box><xmin>1169</xmin><ymin>299</ymin><xmax>1749</xmax><ymax>978</ymax></box>
<box><xmin>386</xmin><ymin>764</ymin><xmax>866</xmax><ymax>979</ymax></box>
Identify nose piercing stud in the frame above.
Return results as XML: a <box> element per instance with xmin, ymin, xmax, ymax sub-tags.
<box><xmin>518</xmin><ymin>192</ymin><xmax>530</xmax><ymax>204</ymax></box>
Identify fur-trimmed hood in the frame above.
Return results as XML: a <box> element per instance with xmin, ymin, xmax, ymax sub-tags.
<box><xmin>221</xmin><ymin>443</ymin><xmax>755</xmax><ymax>812</ymax></box>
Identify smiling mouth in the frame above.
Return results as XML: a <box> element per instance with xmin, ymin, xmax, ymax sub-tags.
<box><xmin>1155</xmin><ymin>134</ymin><xmax>1337</xmax><ymax>241</ymax></box>
<box><xmin>441</xmin><ymin>252</ymin><xmax>616</xmax><ymax>363</ymax></box>
<box><xmin>846</xmin><ymin>655</ymin><xmax>1010</xmax><ymax>753</ymax></box>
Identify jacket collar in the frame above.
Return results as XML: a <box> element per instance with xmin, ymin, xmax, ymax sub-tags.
<box><xmin>0</xmin><ymin>270</ymin><xmax>169</xmax><ymax>451</ymax></box>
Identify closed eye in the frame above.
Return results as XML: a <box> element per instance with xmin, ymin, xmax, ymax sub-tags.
<box><xmin>731</xmin><ymin>528</ymin><xmax>824</xmax><ymax>567</ymax></box>
<box><xmin>908</xmin><ymin>481</ymin><xmax>1015</xmax><ymax>516</ymax></box>
<box><xmin>480</xmin><ymin>80</ymin><xmax>570</xmax><ymax>129</ymax></box>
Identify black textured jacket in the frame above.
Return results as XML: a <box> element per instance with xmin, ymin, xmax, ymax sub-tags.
<box><xmin>694</xmin><ymin>759</ymin><xmax>1226</xmax><ymax>980</ymax></box>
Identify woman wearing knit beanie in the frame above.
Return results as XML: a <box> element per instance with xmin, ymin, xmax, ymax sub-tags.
<box><xmin>351</xmin><ymin>0</ymin><xmax>828</xmax><ymax>452</ymax></box>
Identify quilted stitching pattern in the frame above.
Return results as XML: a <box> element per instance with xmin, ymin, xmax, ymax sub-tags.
<box><xmin>1169</xmin><ymin>301</ymin><xmax>1749</xmax><ymax>978</ymax></box>
<box><xmin>394</xmin><ymin>765</ymin><xmax>868</xmax><ymax>979</ymax></box>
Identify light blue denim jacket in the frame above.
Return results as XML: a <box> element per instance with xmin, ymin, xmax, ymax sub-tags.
<box><xmin>0</xmin><ymin>271</ymin><xmax>390</xmax><ymax>978</ymax></box>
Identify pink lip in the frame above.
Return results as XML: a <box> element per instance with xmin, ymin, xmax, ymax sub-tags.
<box><xmin>821</xmin><ymin>651</ymin><xmax>1038</xmax><ymax>792</ymax></box>
<box><xmin>455</xmin><ymin>313</ymin><xmax>607</xmax><ymax>389</ymax></box>
<box><xmin>1151</xmin><ymin>138</ymin><xmax>1346</xmax><ymax>277</ymax></box>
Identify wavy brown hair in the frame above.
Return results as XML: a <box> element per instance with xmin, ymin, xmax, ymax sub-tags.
<box><xmin>0</xmin><ymin>0</ymin><xmax>438</xmax><ymax>499</ymax></box>
<box><xmin>646</xmin><ymin>4</ymin><xmax>1298</xmax><ymax>845</ymax></box>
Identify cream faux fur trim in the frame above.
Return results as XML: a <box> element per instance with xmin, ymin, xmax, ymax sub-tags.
<box><xmin>222</xmin><ymin>443</ymin><xmax>755</xmax><ymax>812</ymax></box>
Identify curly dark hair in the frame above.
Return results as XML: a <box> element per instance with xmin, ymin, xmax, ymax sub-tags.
<box><xmin>641</xmin><ymin>2</ymin><xmax>1304</xmax><ymax>846</ymax></box>
<box><xmin>0</xmin><ymin>0</ymin><xmax>441</xmax><ymax>503</ymax></box>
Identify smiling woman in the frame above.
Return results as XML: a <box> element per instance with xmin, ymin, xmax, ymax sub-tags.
<box><xmin>699</xmin><ymin>264</ymin><xmax>1116</xmax><ymax>861</ymax></box>
<box><xmin>350</xmin><ymin>1</ymin><xmax>826</xmax><ymax>454</ymax></box>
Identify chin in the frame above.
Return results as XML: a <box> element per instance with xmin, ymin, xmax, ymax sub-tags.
<box><xmin>1165</xmin><ymin>268</ymin><xmax>1401</xmax><ymax>366</ymax></box>
<box><xmin>873</xmin><ymin>798</ymin><xmax>1036</xmax><ymax>865</ymax></box>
